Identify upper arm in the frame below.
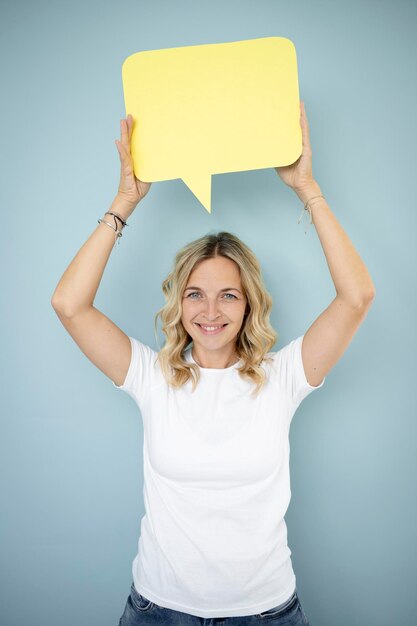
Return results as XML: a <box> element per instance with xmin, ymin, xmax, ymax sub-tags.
<box><xmin>302</xmin><ymin>294</ymin><xmax>375</xmax><ymax>387</ymax></box>
<box><xmin>52</xmin><ymin>305</ymin><xmax>131</xmax><ymax>387</ymax></box>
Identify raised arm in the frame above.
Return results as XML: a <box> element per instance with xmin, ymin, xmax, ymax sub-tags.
<box><xmin>275</xmin><ymin>101</ymin><xmax>376</xmax><ymax>387</ymax></box>
<box><xmin>51</xmin><ymin>114</ymin><xmax>151</xmax><ymax>387</ymax></box>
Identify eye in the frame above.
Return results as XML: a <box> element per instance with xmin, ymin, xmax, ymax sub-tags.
<box><xmin>185</xmin><ymin>292</ymin><xmax>237</xmax><ymax>300</ymax></box>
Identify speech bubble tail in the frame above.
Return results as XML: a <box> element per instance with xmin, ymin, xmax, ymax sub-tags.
<box><xmin>181</xmin><ymin>173</ymin><xmax>212</xmax><ymax>213</ymax></box>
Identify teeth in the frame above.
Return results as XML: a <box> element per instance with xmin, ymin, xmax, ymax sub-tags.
<box><xmin>199</xmin><ymin>324</ymin><xmax>224</xmax><ymax>330</ymax></box>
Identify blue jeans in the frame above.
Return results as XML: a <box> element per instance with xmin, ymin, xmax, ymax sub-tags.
<box><xmin>118</xmin><ymin>582</ymin><xmax>311</xmax><ymax>625</ymax></box>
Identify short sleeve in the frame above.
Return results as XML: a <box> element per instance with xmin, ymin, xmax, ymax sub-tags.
<box><xmin>271</xmin><ymin>334</ymin><xmax>325</xmax><ymax>411</ymax></box>
<box><xmin>112</xmin><ymin>336</ymin><xmax>158</xmax><ymax>408</ymax></box>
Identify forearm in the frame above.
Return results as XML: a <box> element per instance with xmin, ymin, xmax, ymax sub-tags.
<box><xmin>295</xmin><ymin>182</ymin><xmax>376</xmax><ymax>306</ymax></box>
<box><xmin>51</xmin><ymin>196</ymin><xmax>135</xmax><ymax>316</ymax></box>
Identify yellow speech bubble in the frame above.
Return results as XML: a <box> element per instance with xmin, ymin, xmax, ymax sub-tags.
<box><xmin>121</xmin><ymin>37</ymin><xmax>301</xmax><ymax>213</ymax></box>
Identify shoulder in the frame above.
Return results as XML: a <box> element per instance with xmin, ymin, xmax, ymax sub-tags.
<box><xmin>128</xmin><ymin>336</ymin><xmax>160</xmax><ymax>368</ymax></box>
<box><xmin>264</xmin><ymin>336</ymin><xmax>303</xmax><ymax>366</ymax></box>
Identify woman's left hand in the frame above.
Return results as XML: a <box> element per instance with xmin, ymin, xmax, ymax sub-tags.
<box><xmin>275</xmin><ymin>100</ymin><xmax>315</xmax><ymax>192</ymax></box>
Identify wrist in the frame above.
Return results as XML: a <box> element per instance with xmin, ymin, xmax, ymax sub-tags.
<box><xmin>110</xmin><ymin>195</ymin><xmax>139</xmax><ymax>221</ymax></box>
<box><xmin>293</xmin><ymin>181</ymin><xmax>322</xmax><ymax>205</ymax></box>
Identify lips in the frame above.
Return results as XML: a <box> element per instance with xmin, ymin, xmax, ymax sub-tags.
<box><xmin>194</xmin><ymin>323</ymin><xmax>228</xmax><ymax>335</ymax></box>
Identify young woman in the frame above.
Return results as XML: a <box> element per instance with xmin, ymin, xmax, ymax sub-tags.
<box><xmin>51</xmin><ymin>102</ymin><xmax>375</xmax><ymax>625</ymax></box>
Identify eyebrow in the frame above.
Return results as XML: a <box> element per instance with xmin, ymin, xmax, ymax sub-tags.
<box><xmin>184</xmin><ymin>286</ymin><xmax>242</xmax><ymax>294</ymax></box>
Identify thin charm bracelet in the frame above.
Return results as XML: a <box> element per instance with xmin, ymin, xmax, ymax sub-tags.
<box><xmin>97</xmin><ymin>211</ymin><xmax>129</xmax><ymax>248</ymax></box>
<box><xmin>298</xmin><ymin>194</ymin><xmax>326</xmax><ymax>234</ymax></box>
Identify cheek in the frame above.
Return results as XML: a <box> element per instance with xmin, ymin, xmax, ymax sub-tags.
<box><xmin>181</xmin><ymin>301</ymin><xmax>195</xmax><ymax>322</ymax></box>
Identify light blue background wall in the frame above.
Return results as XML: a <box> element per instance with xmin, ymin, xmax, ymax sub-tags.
<box><xmin>1</xmin><ymin>1</ymin><xmax>416</xmax><ymax>625</ymax></box>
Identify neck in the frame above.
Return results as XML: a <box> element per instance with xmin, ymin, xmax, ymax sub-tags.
<box><xmin>191</xmin><ymin>347</ymin><xmax>239</xmax><ymax>369</ymax></box>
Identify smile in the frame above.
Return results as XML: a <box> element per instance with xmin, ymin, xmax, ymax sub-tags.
<box><xmin>194</xmin><ymin>323</ymin><xmax>228</xmax><ymax>335</ymax></box>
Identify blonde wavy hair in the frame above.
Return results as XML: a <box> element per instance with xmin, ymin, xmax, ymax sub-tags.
<box><xmin>153</xmin><ymin>231</ymin><xmax>278</xmax><ymax>397</ymax></box>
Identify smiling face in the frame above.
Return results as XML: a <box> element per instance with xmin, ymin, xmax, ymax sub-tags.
<box><xmin>181</xmin><ymin>256</ymin><xmax>248</xmax><ymax>368</ymax></box>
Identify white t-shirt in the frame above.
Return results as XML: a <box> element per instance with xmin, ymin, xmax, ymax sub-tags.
<box><xmin>112</xmin><ymin>334</ymin><xmax>325</xmax><ymax>618</ymax></box>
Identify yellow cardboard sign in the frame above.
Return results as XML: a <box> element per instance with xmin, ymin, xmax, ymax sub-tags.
<box><xmin>121</xmin><ymin>37</ymin><xmax>301</xmax><ymax>213</ymax></box>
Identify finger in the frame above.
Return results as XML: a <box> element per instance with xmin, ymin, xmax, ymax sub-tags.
<box><xmin>115</xmin><ymin>139</ymin><xmax>123</xmax><ymax>160</ymax></box>
<box><xmin>115</xmin><ymin>138</ymin><xmax>130</xmax><ymax>162</ymax></box>
<box><xmin>299</xmin><ymin>101</ymin><xmax>311</xmax><ymax>152</ymax></box>
<box><xmin>120</xmin><ymin>118</ymin><xmax>129</xmax><ymax>149</ymax></box>
<box><xmin>301</xmin><ymin>102</ymin><xmax>310</xmax><ymax>134</ymax></box>
<box><xmin>126</xmin><ymin>113</ymin><xmax>134</xmax><ymax>139</ymax></box>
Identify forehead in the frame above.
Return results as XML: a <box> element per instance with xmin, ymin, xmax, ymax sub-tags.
<box><xmin>187</xmin><ymin>257</ymin><xmax>241</xmax><ymax>284</ymax></box>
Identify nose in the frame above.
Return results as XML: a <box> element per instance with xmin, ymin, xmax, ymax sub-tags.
<box><xmin>202</xmin><ymin>298</ymin><xmax>222</xmax><ymax>321</ymax></box>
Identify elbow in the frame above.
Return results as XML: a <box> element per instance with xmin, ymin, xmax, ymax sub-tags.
<box><xmin>356</xmin><ymin>287</ymin><xmax>376</xmax><ymax>309</ymax></box>
<box><xmin>51</xmin><ymin>288</ymin><xmax>64</xmax><ymax>312</ymax></box>
<box><xmin>339</xmin><ymin>287</ymin><xmax>376</xmax><ymax>309</ymax></box>
<box><xmin>364</xmin><ymin>285</ymin><xmax>376</xmax><ymax>303</ymax></box>
<box><xmin>51</xmin><ymin>291</ymin><xmax>71</xmax><ymax>316</ymax></box>
<box><xmin>51</xmin><ymin>293</ymin><xmax>60</xmax><ymax>311</ymax></box>
<box><xmin>51</xmin><ymin>296</ymin><xmax>66</xmax><ymax>316</ymax></box>
<box><xmin>51</xmin><ymin>294</ymin><xmax>91</xmax><ymax>318</ymax></box>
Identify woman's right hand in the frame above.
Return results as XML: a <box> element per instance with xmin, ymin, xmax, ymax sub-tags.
<box><xmin>115</xmin><ymin>114</ymin><xmax>152</xmax><ymax>210</ymax></box>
